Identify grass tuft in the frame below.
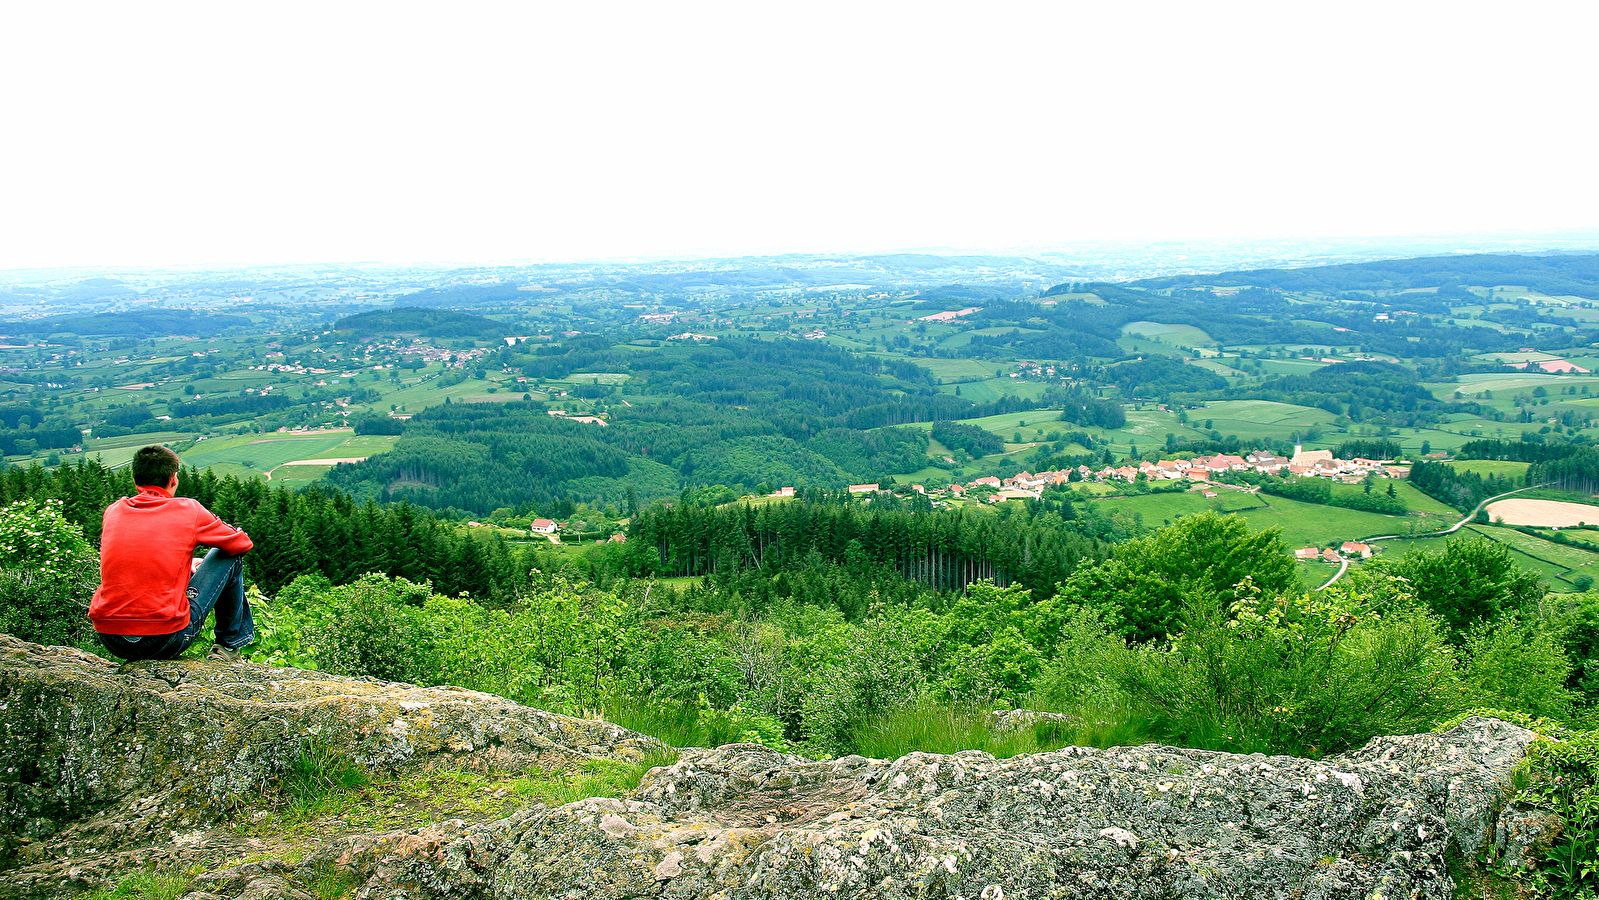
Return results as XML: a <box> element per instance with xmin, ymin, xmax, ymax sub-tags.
<box><xmin>79</xmin><ymin>869</ymin><xmax>198</xmax><ymax>900</ymax></box>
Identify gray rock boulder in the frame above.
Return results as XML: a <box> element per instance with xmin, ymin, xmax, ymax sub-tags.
<box><xmin>323</xmin><ymin>718</ymin><xmax>1535</xmax><ymax>899</ymax></box>
<box><xmin>0</xmin><ymin>635</ymin><xmax>1544</xmax><ymax>899</ymax></box>
<box><xmin>0</xmin><ymin>635</ymin><xmax>663</xmax><ymax>897</ymax></box>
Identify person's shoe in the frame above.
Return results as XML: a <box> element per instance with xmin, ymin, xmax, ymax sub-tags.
<box><xmin>207</xmin><ymin>644</ymin><xmax>244</xmax><ymax>663</ymax></box>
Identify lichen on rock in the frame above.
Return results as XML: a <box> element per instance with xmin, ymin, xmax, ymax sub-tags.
<box><xmin>0</xmin><ymin>634</ymin><xmax>663</xmax><ymax>897</ymax></box>
<box><xmin>0</xmin><ymin>634</ymin><xmax>1545</xmax><ymax>899</ymax></box>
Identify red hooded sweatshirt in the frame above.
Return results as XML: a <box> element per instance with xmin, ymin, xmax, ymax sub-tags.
<box><xmin>88</xmin><ymin>485</ymin><xmax>254</xmax><ymax>635</ymax></box>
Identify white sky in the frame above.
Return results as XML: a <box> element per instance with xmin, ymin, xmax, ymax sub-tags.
<box><xmin>2</xmin><ymin>1</ymin><xmax>1596</xmax><ymax>270</ymax></box>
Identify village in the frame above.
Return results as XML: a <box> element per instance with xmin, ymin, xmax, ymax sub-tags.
<box><xmin>493</xmin><ymin>446</ymin><xmax>1418</xmax><ymax>562</ymax></box>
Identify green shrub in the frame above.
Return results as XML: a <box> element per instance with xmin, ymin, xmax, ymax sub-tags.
<box><xmin>0</xmin><ymin>498</ymin><xmax>98</xmax><ymax>647</ymax></box>
<box><xmin>295</xmin><ymin>573</ymin><xmax>438</xmax><ymax>684</ymax></box>
<box><xmin>1156</xmin><ymin>576</ymin><xmax>1461</xmax><ymax>755</ymax></box>
<box><xmin>1463</xmin><ymin>619</ymin><xmax>1576</xmax><ymax>720</ymax></box>
<box><xmin>1505</xmin><ymin>727</ymin><xmax>1599</xmax><ymax>898</ymax></box>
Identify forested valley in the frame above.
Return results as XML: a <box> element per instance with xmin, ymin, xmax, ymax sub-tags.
<box><xmin>15</xmin><ymin>252</ymin><xmax>1599</xmax><ymax>892</ymax></box>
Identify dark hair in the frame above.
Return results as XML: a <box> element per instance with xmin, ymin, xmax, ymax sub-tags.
<box><xmin>131</xmin><ymin>445</ymin><xmax>181</xmax><ymax>487</ymax></box>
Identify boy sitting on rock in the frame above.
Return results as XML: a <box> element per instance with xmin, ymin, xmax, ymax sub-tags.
<box><xmin>88</xmin><ymin>445</ymin><xmax>256</xmax><ymax>661</ymax></box>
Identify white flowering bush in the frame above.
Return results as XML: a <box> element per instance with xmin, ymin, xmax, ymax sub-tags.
<box><xmin>0</xmin><ymin>498</ymin><xmax>99</xmax><ymax>647</ymax></box>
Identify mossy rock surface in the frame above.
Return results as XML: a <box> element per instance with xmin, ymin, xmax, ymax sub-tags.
<box><xmin>0</xmin><ymin>635</ymin><xmax>662</xmax><ymax>898</ymax></box>
<box><xmin>0</xmin><ymin>635</ymin><xmax>1548</xmax><ymax>899</ymax></box>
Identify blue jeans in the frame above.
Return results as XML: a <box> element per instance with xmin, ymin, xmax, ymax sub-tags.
<box><xmin>98</xmin><ymin>548</ymin><xmax>254</xmax><ymax>661</ymax></box>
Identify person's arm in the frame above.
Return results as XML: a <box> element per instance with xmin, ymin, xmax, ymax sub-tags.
<box><xmin>193</xmin><ymin>505</ymin><xmax>254</xmax><ymax>555</ymax></box>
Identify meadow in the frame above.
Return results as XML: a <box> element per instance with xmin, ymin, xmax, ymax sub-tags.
<box><xmin>1235</xmin><ymin>493</ymin><xmax>1442</xmax><ymax>549</ymax></box>
<box><xmin>1446</xmin><ymin>459</ymin><xmax>1532</xmax><ymax>479</ymax></box>
<box><xmin>1187</xmin><ymin>399</ymin><xmax>1340</xmax><ymax>441</ymax></box>
<box><xmin>1119</xmin><ymin>321</ymin><xmax>1214</xmax><ymax>348</ymax></box>
<box><xmin>1076</xmin><ymin>486</ymin><xmax>1440</xmax><ymax>552</ymax></box>
<box><xmin>910</xmin><ymin>358</ymin><xmax>1001</xmax><ymax>383</ymax></box>
<box><xmin>166</xmin><ymin>431</ymin><xmax>400</xmax><ymax>481</ymax></box>
<box><xmin>1327</xmin><ymin>480</ymin><xmax>1458</xmax><ymax>516</ymax></box>
<box><xmin>52</xmin><ymin>432</ymin><xmax>200</xmax><ymax>469</ymax></box>
<box><xmin>1080</xmin><ymin>488</ymin><xmax>1265</xmax><ymax>526</ymax></box>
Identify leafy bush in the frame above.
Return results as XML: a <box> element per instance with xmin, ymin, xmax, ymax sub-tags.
<box><xmin>0</xmin><ymin>498</ymin><xmax>99</xmax><ymax>647</ymax></box>
<box><xmin>1497</xmin><ymin>723</ymin><xmax>1599</xmax><ymax>898</ymax></box>
<box><xmin>1462</xmin><ymin>619</ymin><xmax>1576</xmax><ymax>720</ymax></box>
<box><xmin>1039</xmin><ymin>574</ymin><xmax>1464</xmax><ymax>757</ymax></box>
<box><xmin>296</xmin><ymin>573</ymin><xmax>437</xmax><ymax>684</ymax></box>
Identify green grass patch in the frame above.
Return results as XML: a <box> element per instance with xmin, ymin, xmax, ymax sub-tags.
<box><xmin>51</xmin><ymin>431</ymin><xmax>202</xmax><ymax>469</ymax></box>
<box><xmin>1446</xmin><ymin>373</ymin><xmax>1599</xmax><ymax>396</ymax></box>
<box><xmin>1238</xmin><ymin>493</ymin><xmax>1442</xmax><ymax>548</ymax></box>
<box><xmin>1255</xmin><ymin>358</ymin><xmax>1333</xmax><ymax>376</ymax></box>
<box><xmin>236</xmin><ymin>740</ymin><xmax>675</xmax><ymax>841</ymax></box>
<box><xmin>1446</xmin><ymin>459</ymin><xmax>1532</xmax><ymax>479</ymax></box>
<box><xmin>1116</xmin><ymin>336</ymin><xmax>1186</xmax><ymax>357</ymax></box>
<box><xmin>303</xmin><ymin>433</ymin><xmax>400</xmax><ymax>459</ymax></box>
<box><xmin>910</xmin><ymin>358</ymin><xmax>1004</xmax><ymax>383</ymax></box>
<box><xmin>79</xmin><ymin>869</ymin><xmax>199</xmax><ymax>900</ymax></box>
<box><xmin>1185</xmin><ymin>399</ymin><xmax>1340</xmax><ymax>440</ymax></box>
<box><xmin>381</xmin><ymin>374</ymin><xmax>502</xmax><ymax>411</ymax></box>
<box><xmin>1463</xmin><ymin>524</ymin><xmax>1599</xmax><ymax>571</ymax></box>
<box><xmin>270</xmin><ymin>463</ymin><xmax>337</xmax><ymax>486</ymax></box>
<box><xmin>1383</xmin><ymin>480</ymin><xmax>1460</xmax><ymax>515</ymax></box>
<box><xmin>181</xmin><ymin>433</ymin><xmax>352</xmax><ymax>478</ymax></box>
<box><xmin>1120</xmin><ymin>321</ymin><xmax>1215</xmax><ymax>348</ymax></box>
<box><xmin>1187</xmin><ymin>359</ymin><xmax>1250</xmax><ymax>378</ymax></box>
<box><xmin>1085</xmin><ymin>489</ymin><xmax>1265</xmax><ymax>527</ymax></box>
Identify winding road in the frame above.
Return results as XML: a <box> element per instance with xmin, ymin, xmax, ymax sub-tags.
<box><xmin>1315</xmin><ymin>482</ymin><xmax>1553</xmax><ymax>590</ymax></box>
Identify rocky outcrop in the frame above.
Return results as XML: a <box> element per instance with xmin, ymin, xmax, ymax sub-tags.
<box><xmin>0</xmin><ymin>635</ymin><xmax>663</xmax><ymax>896</ymax></box>
<box><xmin>0</xmin><ymin>635</ymin><xmax>1543</xmax><ymax>899</ymax></box>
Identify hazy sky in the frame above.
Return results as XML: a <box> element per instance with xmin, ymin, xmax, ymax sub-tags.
<box><xmin>3</xmin><ymin>1</ymin><xmax>1596</xmax><ymax>270</ymax></box>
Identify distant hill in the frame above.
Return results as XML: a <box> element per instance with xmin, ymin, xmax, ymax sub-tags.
<box><xmin>0</xmin><ymin>307</ymin><xmax>251</xmax><ymax>338</ymax></box>
<box><xmin>334</xmin><ymin>307</ymin><xmax>508</xmax><ymax>339</ymax></box>
<box><xmin>1115</xmin><ymin>253</ymin><xmax>1599</xmax><ymax>300</ymax></box>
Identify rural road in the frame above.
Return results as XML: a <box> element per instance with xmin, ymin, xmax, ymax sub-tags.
<box><xmin>1316</xmin><ymin>481</ymin><xmax>1553</xmax><ymax>590</ymax></box>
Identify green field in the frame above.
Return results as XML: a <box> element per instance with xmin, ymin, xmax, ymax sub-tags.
<box><xmin>908</xmin><ymin>409</ymin><xmax>1066</xmax><ymax>437</ymax></box>
<box><xmin>1190</xmin><ymin>400</ymin><xmax>1340</xmax><ymax>440</ymax></box>
<box><xmin>269</xmin><ymin>463</ymin><xmax>340</xmax><ymax>486</ymax></box>
<box><xmin>1237</xmin><ymin>494</ymin><xmax>1440</xmax><ymax>549</ymax></box>
<box><xmin>1084</xmin><ymin>487</ymin><xmax>1444</xmax><ymax>555</ymax></box>
<box><xmin>1390</xmin><ymin>424</ymin><xmax>1504</xmax><ymax>452</ymax></box>
<box><xmin>1376</xmin><ymin>525</ymin><xmax>1599</xmax><ymax>592</ymax></box>
<box><xmin>1254</xmin><ymin>359</ymin><xmax>1332</xmax><ymax>376</ymax></box>
<box><xmin>45</xmin><ymin>432</ymin><xmax>199</xmax><ymax>469</ymax></box>
<box><xmin>912</xmin><ymin>359</ymin><xmax>1007</xmax><ymax>383</ymax></box>
<box><xmin>1327</xmin><ymin>480</ymin><xmax>1458</xmax><ymax>516</ymax></box>
<box><xmin>135</xmin><ymin>430</ymin><xmax>400</xmax><ymax>481</ymax></box>
<box><xmin>1187</xmin><ymin>359</ymin><xmax>1251</xmax><ymax>378</ymax></box>
<box><xmin>181</xmin><ymin>432</ymin><xmax>353</xmax><ymax>478</ymax></box>
<box><xmin>1116</xmin><ymin>337</ymin><xmax>1187</xmax><ymax>357</ymax></box>
<box><xmin>1082</xmin><ymin>489</ymin><xmax>1265</xmax><ymax>527</ymax></box>
<box><xmin>378</xmin><ymin>373</ymin><xmax>506</xmax><ymax>411</ymax></box>
<box><xmin>1446</xmin><ymin>459</ymin><xmax>1532</xmax><ymax>479</ymax></box>
<box><xmin>1442</xmin><ymin>373</ymin><xmax>1599</xmax><ymax>398</ymax></box>
<box><xmin>561</xmin><ymin>372</ymin><xmax>632</xmax><ymax>385</ymax></box>
<box><xmin>1120</xmin><ymin>321</ymin><xmax>1215</xmax><ymax>348</ymax></box>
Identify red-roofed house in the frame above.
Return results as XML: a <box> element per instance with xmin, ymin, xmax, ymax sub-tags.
<box><xmin>530</xmin><ymin>519</ymin><xmax>558</xmax><ymax>534</ymax></box>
